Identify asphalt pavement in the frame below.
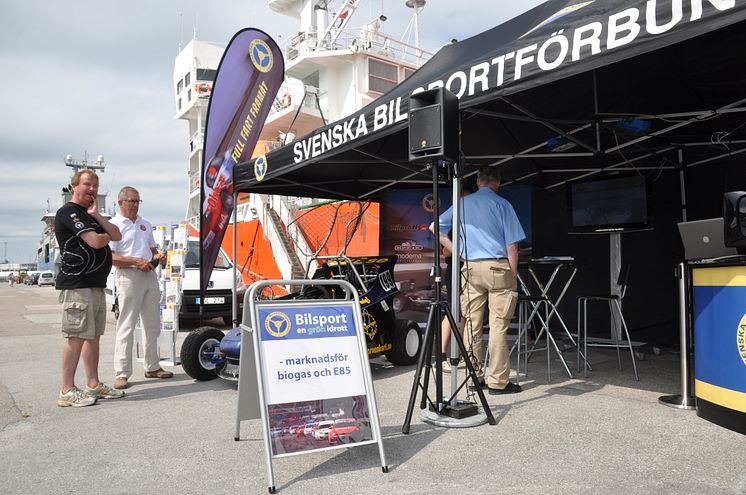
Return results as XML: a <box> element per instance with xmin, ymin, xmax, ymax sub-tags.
<box><xmin>1</xmin><ymin>283</ymin><xmax>744</xmax><ymax>495</ymax></box>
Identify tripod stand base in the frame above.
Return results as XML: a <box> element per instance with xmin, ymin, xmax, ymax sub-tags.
<box><xmin>420</xmin><ymin>401</ymin><xmax>489</xmax><ymax>428</ymax></box>
<box><xmin>430</xmin><ymin>401</ymin><xmax>478</xmax><ymax>419</ymax></box>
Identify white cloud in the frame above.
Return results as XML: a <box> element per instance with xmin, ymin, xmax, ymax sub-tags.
<box><xmin>0</xmin><ymin>0</ymin><xmax>544</xmax><ymax>264</ymax></box>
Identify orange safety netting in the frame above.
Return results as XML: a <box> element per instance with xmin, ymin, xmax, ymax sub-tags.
<box><xmin>292</xmin><ymin>201</ymin><xmax>380</xmax><ymax>258</ymax></box>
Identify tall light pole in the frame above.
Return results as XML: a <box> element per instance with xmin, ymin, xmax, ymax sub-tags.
<box><xmin>3</xmin><ymin>241</ymin><xmax>7</xmax><ymax>263</ymax></box>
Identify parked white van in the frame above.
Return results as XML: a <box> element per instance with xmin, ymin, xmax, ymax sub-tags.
<box><xmin>105</xmin><ymin>238</ymin><xmax>246</xmax><ymax>325</ymax></box>
<box><xmin>38</xmin><ymin>271</ymin><xmax>55</xmax><ymax>286</ymax></box>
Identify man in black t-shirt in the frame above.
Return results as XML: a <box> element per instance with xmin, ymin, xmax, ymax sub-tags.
<box><xmin>55</xmin><ymin>170</ymin><xmax>125</xmax><ymax>407</ymax></box>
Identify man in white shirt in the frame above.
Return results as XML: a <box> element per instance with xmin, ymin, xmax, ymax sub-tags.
<box><xmin>109</xmin><ymin>187</ymin><xmax>172</xmax><ymax>389</ymax></box>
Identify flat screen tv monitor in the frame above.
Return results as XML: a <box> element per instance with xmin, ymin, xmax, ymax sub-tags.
<box><xmin>567</xmin><ymin>175</ymin><xmax>653</xmax><ymax>234</ymax></box>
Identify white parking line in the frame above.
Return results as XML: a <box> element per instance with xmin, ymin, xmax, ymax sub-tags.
<box><xmin>24</xmin><ymin>314</ymin><xmax>60</xmax><ymax>324</ymax></box>
<box><xmin>25</xmin><ymin>305</ymin><xmax>60</xmax><ymax>311</ymax></box>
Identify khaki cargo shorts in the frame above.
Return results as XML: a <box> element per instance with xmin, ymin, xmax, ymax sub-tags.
<box><xmin>58</xmin><ymin>288</ymin><xmax>107</xmax><ymax>339</ymax></box>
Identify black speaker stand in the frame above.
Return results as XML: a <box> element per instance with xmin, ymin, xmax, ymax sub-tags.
<box><xmin>401</xmin><ymin>161</ymin><xmax>496</xmax><ymax>434</ymax></box>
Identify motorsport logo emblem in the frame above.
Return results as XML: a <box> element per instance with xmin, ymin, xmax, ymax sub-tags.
<box><xmin>361</xmin><ymin>310</ymin><xmax>378</xmax><ymax>339</ymax></box>
<box><xmin>737</xmin><ymin>312</ymin><xmax>746</xmax><ymax>367</ymax></box>
<box><xmin>394</xmin><ymin>240</ymin><xmax>424</xmax><ymax>252</ymax></box>
<box><xmin>254</xmin><ymin>155</ymin><xmax>268</xmax><ymax>181</ymax></box>
<box><xmin>70</xmin><ymin>213</ymin><xmax>83</xmax><ymax>230</ymax></box>
<box><xmin>249</xmin><ymin>39</ymin><xmax>273</xmax><ymax>73</ymax></box>
<box><xmin>422</xmin><ymin>193</ymin><xmax>437</xmax><ymax>213</ymax></box>
<box><xmin>265</xmin><ymin>311</ymin><xmax>291</xmax><ymax>338</ymax></box>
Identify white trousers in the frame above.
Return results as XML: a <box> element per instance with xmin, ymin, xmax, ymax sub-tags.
<box><xmin>114</xmin><ymin>269</ymin><xmax>161</xmax><ymax>377</ymax></box>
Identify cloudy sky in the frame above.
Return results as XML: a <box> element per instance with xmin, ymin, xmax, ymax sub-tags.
<box><xmin>0</xmin><ymin>0</ymin><xmax>544</xmax><ymax>264</ymax></box>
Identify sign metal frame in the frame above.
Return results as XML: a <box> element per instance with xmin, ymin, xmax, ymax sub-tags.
<box><xmin>236</xmin><ymin>279</ymin><xmax>388</xmax><ymax>493</ymax></box>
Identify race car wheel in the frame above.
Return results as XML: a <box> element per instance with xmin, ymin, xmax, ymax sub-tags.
<box><xmin>181</xmin><ymin>326</ymin><xmax>225</xmax><ymax>381</ymax></box>
<box><xmin>386</xmin><ymin>319</ymin><xmax>422</xmax><ymax>366</ymax></box>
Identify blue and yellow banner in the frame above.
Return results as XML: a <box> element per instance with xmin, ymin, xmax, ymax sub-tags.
<box><xmin>258</xmin><ymin>305</ymin><xmax>357</xmax><ymax>342</ymax></box>
<box><xmin>692</xmin><ymin>266</ymin><xmax>746</xmax><ymax>413</ymax></box>
<box><xmin>200</xmin><ymin>28</ymin><xmax>284</xmax><ymax>292</ymax></box>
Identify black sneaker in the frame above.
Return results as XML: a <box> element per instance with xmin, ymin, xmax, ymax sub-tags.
<box><xmin>487</xmin><ymin>382</ymin><xmax>522</xmax><ymax>395</ymax></box>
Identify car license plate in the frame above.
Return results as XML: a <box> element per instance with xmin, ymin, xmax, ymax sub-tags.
<box><xmin>195</xmin><ymin>297</ymin><xmax>225</xmax><ymax>305</ymax></box>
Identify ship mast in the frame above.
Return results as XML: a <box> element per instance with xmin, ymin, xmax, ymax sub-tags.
<box><xmin>64</xmin><ymin>152</ymin><xmax>107</xmax><ymax>175</ymax></box>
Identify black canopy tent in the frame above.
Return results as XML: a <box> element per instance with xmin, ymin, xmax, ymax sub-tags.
<box><xmin>235</xmin><ymin>0</ymin><xmax>746</xmax><ymax>199</ymax></box>
<box><xmin>234</xmin><ymin>0</ymin><xmax>746</xmax><ymax>343</ymax></box>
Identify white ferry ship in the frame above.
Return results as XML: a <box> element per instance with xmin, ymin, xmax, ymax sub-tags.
<box><xmin>172</xmin><ymin>0</ymin><xmax>432</xmax><ymax>286</ymax></box>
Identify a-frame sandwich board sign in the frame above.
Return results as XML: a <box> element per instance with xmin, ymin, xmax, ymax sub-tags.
<box><xmin>236</xmin><ymin>279</ymin><xmax>388</xmax><ymax>493</ymax></box>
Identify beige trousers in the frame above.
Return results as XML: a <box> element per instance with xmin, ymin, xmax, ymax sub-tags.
<box><xmin>460</xmin><ymin>259</ymin><xmax>518</xmax><ymax>388</ymax></box>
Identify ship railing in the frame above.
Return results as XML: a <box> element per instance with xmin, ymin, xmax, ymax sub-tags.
<box><xmin>285</xmin><ymin>26</ymin><xmax>432</xmax><ymax>67</ymax></box>
<box><xmin>189</xmin><ymin>130</ymin><xmax>204</xmax><ymax>153</ymax></box>
<box><xmin>267</xmin><ymin>80</ymin><xmax>322</xmax><ymax>118</ymax></box>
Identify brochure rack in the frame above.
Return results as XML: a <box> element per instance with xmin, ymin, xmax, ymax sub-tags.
<box><xmin>134</xmin><ymin>222</ymin><xmax>188</xmax><ymax>367</ymax></box>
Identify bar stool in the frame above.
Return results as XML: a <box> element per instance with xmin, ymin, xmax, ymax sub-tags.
<box><xmin>577</xmin><ymin>264</ymin><xmax>639</xmax><ymax>381</ymax></box>
<box><xmin>514</xmin><ymin>293</ymin><xmax>552</xmax><ymax>381</ymax></box>
<box><xmin>485</xmin><ymin>293</ymin><xmax>574</xmax><ymax>384</ymax></box>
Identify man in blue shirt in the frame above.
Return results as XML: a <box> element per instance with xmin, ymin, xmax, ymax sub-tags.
<box><xmin>435</xmin><ymin>166</ymin><xmax>525</xmax><ymax>394</ymax></box>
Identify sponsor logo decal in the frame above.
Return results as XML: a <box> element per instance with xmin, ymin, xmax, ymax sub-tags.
<box><xmin>390</xmin><ymin>224</ymin><xmax>428</xmax><ymax>232</ymax></box>
<box><xmin>395</xmin><ymin>240</ymin><xmax>424</xmax><ymax>252</ymax></box>
<box><xmin>361</xmin><ymin>310</ymin><xmax>378</xmax><ymax>339</ymax></box>
<box><xmin>367</xmin><ymin>342</ymin><xmax>393</xmax><ymax>355</ymax></box>
<box><xmin>737</xmin><ymin>313</ymin><xmax>746</xmax><ymax>367</ymax></box>
<box><xmin>254</xmin><ymin>155</ymin><xmax>268</xmax><ymax>181</ymax></box>
<box><xmin>265</xmin><ymin>311</ymin><xmax>291</xmax><ymax>338</ymax></box>
<box><xmin>249</xmin><ymin>39</ymin><xmax>273</xmax><ymax>73</ymax></box>
<box><xmin>422</xmin><ymin>193</ymin><xmax>436</xmax><ymax>212</ymax></box>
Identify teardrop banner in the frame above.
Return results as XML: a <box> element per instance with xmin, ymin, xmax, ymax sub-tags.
<box><xmin>200</xmin><ymin>28</ymin><xmax>284</xmax><ymax>292</ymax></box>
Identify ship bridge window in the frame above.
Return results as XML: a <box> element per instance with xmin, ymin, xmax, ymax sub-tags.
<box><xmin>184</xmin><ymin>72</ymin><xmax>191</xmax><ymax>86</ymax></box>
<box><xmin>196</xmin><ymin>69</ymin><xmax>217</xmax><ymax>81</ymax></box>
<box><xmin>368</xmin><ymin>58</ymin><xmax>398</xmax><ymax>95</ymax></box>
<box><xmin>177</xmin><ymin>80</ymin><xmax>184</xmax><ymax>94</ymax></box>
